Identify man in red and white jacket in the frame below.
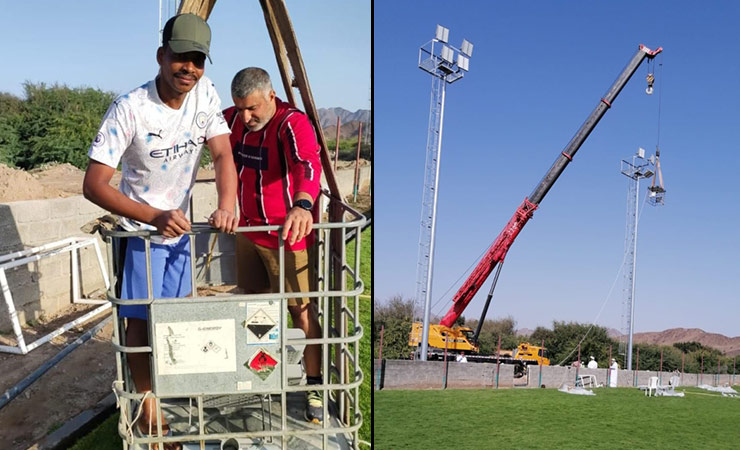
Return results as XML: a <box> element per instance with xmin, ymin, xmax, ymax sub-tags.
<box><xmin>223</xmin><ymin>67</ymin><xmax>324</xmax><ymax>424</ymax></box>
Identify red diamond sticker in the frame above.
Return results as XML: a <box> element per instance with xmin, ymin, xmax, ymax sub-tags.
<box><xmin>247</xmin><ymin>349</ymin><xmax>278</xmax><ymax>380</ymax></box>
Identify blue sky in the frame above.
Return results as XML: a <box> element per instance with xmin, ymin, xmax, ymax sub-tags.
<box><xmin>1</xmin><ymin>0</ymin><xmax>370</xmax><ymax>112</ymax></box>
<box><xmin>375</xmin><ymin>1</ymin><xmax>740</xmax><ymax>337</ymax></box>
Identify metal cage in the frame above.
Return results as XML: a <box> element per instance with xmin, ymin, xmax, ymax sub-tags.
<box><xmin>102</xmin><ymin>192</ymin><xmax>366</xmax><ymax>450</ymax></box>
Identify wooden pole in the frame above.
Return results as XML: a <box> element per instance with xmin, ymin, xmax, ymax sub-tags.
<box><xmin>177</xmin><ymin>0</ymin><xmax>217</xmax><ymax>19</ymax></box>
<box><xmin>259</xmin><ymin>0</ymin><xmax>342</xmax><ymax>198</ymax></box>
<box><xmin>576</xmin><ymin>343</ymin><xmax>581</xmax><ymax>385</ymax></box>
<box><xmin>495</xmin><ymin>335</ymin><xmax>501</xmax><ymax>389</ymax></box>
<box><xmin>353</xmin><ymin>122</ymin><xmax>363</xmax><ymax>202</ymax></box>
<box><xmin>659</xmin><ymin>349</ymin><xmax>663</xmax><ymax>384</ymax></box>
<box><xmin>607</xmin><ymin>344</ymin><xmax>612</xmax><ymax>387</ymax></box>
<box><xmin>718</xmin><ymin>358</ymin><xmax>721</xmax><ymax>386</ymax></box>
<box><xmin>443</xmin><ymin>334</ymin><xmax>449</xmax><ymax>389</ymax></box>
<box><xmin>375</xmin><ymin>325</ymin><xmax>384</xmax><ymax>390</ymax></box>
<box><xmin>259</xmin><ymin>0</ymin><xmax>297</xmax><ymax>106</ymax></box>
<box><xmin>634</xmin><ymin>347</ymin><xmax>640</xmax><ymax>387</ymax></box>
<box><xmin>700</xmin><ymin>352</ymin><xmax>704</xmax><ymax>386</ymax></box>
<box><xmin>538</xmin><ymin>339</ymin><xmax>544</xmax><ymax>388</ymax></box>
<box><xmin>333</xmin><ymin>116</ymin><xmax>341</xmax><ymax>172</ymax></box>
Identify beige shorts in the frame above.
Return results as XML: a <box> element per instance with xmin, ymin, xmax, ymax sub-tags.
<box><xmin>235</xmin><ymin>233</ymin><xmax>316</xmax><ymax>306</ymax></box>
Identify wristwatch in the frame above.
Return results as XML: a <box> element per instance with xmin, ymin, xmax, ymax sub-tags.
<box><xmin>293</xmin><ymin>199</ymin><xmax>313</xmax><ymax>211</ymax></box>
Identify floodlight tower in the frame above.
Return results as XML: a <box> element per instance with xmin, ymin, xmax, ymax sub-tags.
<box><xmin>415</xmin><ymin>25</ymin><xmax>473</xmax><ymax>361</ymax></box>
<box><xmin>619</xmin><ymin>147</ymin><xmax>664</xmax><ymax>370</ymax></box>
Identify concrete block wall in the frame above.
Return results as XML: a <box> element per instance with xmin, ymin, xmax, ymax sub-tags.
<box><xmin>0</xmin><ymin>180</ymin><xmax>226</xmax><ymax>333</ymax></box>
<box><xmin>378</xmin><ymin>359</ymin><xmax>515</xmax><ymax>390</ymax></box>
<box><xmin>0</xmin><ymin>165</ymin><xmax>368</xmax><ymax>333</ymax></box>
<box><xmin>376</xmin><ymin>360</ymin><xmax>739</xmax><ymax>390</ymax></box>
<box><xmin>189</xmin><ymin>181</ymin><xmax>237</xmax><ymax>286</ymax></box>
<box><xmin>527</xmin><ymin>366</ymin><xmax>736</xmax><ymax>388</ymax></box>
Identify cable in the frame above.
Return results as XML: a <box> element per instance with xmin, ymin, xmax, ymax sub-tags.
<box><xmin>656</xmin><ymin>56</ymin><xmax>664</xmax><ymax>150</ymax></box>
<box><xmin>556</xmin><ymin>191</ymin><xmax>650</xmax><ymax>366</ymax></box>
<box><xmin>430</xmin><ymin>247</ymin><xmax>488</xmax><ymax>317</ymax></box>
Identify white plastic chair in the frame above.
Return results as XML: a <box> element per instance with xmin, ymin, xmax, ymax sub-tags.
<box><xmin>646</xmin><ymin>376</ymin><xmax>659</xmax><ymax>397</ymax></box>
<box><xmin>669</xmin><ymin>375</ymin><xmax>680</xmax><ymax>387</ymax></box>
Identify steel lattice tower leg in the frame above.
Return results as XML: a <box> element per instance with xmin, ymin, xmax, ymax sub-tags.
<box><xmin>417</xmin><ymin>76</ymin><xmax>446</xmax><ymax>361</ymax></box>
<box><xmin>621</xmin><ymin>172</ymin><xmax>640</xmax><ymax>370</ymax></box>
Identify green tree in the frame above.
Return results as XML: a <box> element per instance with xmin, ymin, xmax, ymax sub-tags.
<box><xmin>532</xmin><ymin>321</ymin><xmax>615</xmax><ymax>366</ymax></box>
<box><xmin>325</xmin><ymin>138</ymin><xmax>372</xmax><ymax>161</ymax></box>
<box><xmin>14</xmin><ymin>82</ymin><xmax>116</xmax><ymax>169</ymax></box>
<box><xmin>373</xmin><ymin>296</ymin><xmax>415</xmax><ymax>359</ymax></box>
<box><xmin>673</xmin><ymin>341</ymin><xmax>707</xmax><ymax>353</ymax></box>
<box><xmin>465</xmin><ymin>316</ymin><xmax>518</xmax><ymax>355</ymax></box>
<box><xmin>0</xmin><ymin>92</ymin><xmax>24</xmax><ymax>166</ymax></box>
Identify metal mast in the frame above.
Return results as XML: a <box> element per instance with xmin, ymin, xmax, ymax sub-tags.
<box><xmin>620</xmin><ymin>147</ymin><xmax>663</xmax><ymax>370</ymax></box>
<box><xmin>415</xmin><ymin>25</ymin><xmax>473</xmax><ymax>360</ymax></box>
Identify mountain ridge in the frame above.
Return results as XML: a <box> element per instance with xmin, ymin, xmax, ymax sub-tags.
<box><xmin>318</xmin><ymin>107</ymin><xmax>370</xmax><ymax>140</ymax></box>
<box><xmin>516</xmin><ymin>327</ymin><xmax>740</xmax><ymax>356</ymax></box>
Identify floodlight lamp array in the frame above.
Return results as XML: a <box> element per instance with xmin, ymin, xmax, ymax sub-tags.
<box><xmin>421</xmin><ymin>25</ymin><xmax>473</xmax><ymax>80</ymax></box>
<box><xmin>436</xmin><ymin>24</ymin><xmax>449</xmax><ymax>43</ymax></box>
<box><xmin>461</xmin><ymin>39</ymin><xmax>473</xmax><ymax>57</ymax></box>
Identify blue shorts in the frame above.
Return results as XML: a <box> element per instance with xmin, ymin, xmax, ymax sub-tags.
<box><xmin>119</xmin><ymin>236</ymin><xmax>192</xmax><ymax>320</ymax></box>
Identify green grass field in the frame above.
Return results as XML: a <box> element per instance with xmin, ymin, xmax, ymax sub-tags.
<box><xmin>71</xmin><ymin>226</ymin><xmax>371</xmax><ymax>449</ymax></box>
<box><xmin>346</xmin><ymin>225</ymin><xmax>371</xmax><ymax>446</ymax></box>
<box><xmin>375</xmin><ymin>386</ymin><xmax>740</xmax><ymax>449</ymax></box>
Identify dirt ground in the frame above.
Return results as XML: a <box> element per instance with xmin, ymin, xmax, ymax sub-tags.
<box><xmin>0</xmin><ymin>305</ymin><xmax>115</xmax><ymax>449</ymax></box>
<box><xmin>0</xmin><ymin>163</ymin><xmax>371</xmax><ymax>449</ymax></box>
<box><xmin>0</xmin><ymin>286</ymin><xmax>240</xmax><ymax>450</ymax></box>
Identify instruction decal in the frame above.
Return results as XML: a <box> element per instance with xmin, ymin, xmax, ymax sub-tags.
<box><xmin>246</xmin><ymin>348</ymin><xmax>279</xmax><ymax>381</ymax></box>
<box><xmin>155</xmin><ymin>319</ymin><xmax>237</xmax><ymax>375</ymax></box>
<box><xmin>243</xmin><ymin>301</ymin><xmax>280</xmax><ymax>344</ymax></box>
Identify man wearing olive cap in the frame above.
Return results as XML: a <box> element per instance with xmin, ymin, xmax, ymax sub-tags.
<box><xmin>83</xmin><ymin>14</ymin><xmax>237</xmax><ymax>446</ymax></box>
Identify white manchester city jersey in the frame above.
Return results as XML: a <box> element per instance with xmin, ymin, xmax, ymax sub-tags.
<box><xmin>88</xmin><ymin>76</ymin><xmax>229</xmax><ymax>244</ymax></box>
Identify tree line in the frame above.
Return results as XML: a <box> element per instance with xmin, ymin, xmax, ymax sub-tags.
<box><xmin>0</xmin><ymin>83</ymin><xmax>116</xmax><ymax>170</ymax></box>
<box><xmin>374</xmin><ymin>296</ymin><xmax>738</xmax><ymax>374</ymax></box>
<box><xmin>324</xmin><ymin>138</ymin><xmax>372</xmax><ymax>161</ymax></box>
<box><xmin>0</xmin><ymin>82</ymin><xmax>370</xmax><ymax>171</ymax></box>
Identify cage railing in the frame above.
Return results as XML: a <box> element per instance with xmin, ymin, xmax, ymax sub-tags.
<box><xmin>101</xmin><ymin>193</ymin><xmax>366</xmax><ymax>450</ymax></box>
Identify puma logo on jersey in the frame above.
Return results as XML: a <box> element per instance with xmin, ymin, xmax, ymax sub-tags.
<box><xmin>147</xmin><ymin>130</ymin><xmax>163</xmax><ymax>139</ymax></box>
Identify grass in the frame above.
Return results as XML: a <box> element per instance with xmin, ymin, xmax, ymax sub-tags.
<box><xmin>375</xmin><ymin>386</ymin><xmax>740</xmax><ymax>449</ymax></box>
<box><xmin>70</xmin><ymin>226</ymin><xmax>372</xmax><ymax>449</ymax></box>
<box><xmin>69</xmin><ymin>413</ymin><xmax>120</xmax><ymax>450</ymax></box>
<box><xmin>346</xmin><ymin>226</ymin><xmax>371</xmax><ymax>445</ymax></box>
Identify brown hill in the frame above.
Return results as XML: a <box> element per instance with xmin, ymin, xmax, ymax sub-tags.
<box><xmin>633</xmin><ymin>328</ymin><xmax>740</xmax><ymax>356</ymax></box>
<box><xmin>323</xmin><ymin>120</ymin><xmax>366</xmax><ymax>140</ymax></box>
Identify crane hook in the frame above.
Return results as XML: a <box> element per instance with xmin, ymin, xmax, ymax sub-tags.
<box><xmin>646</xmin><ymin>73</ymin><xmax>655</xmax><ymax>95</ymax></box>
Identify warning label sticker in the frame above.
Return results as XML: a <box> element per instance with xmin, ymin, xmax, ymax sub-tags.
<box><xmin>154</xmin><ymin>319</ymin><xmax>236</xmax><ymax>375</ymax></box>
<box><xmin>246</xmin><ymin>348</ymin><xmax>279</xmax><ymax>381</ymax></box>
<box><xmin>244</xmin><ymin>301</ymin><xmax>280</xmax><ymax>344</ymax></box>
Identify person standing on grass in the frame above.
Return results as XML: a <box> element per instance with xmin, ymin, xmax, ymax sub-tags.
<box><xmin>83</xmin><ymin>13</ymin><xmax>237</xmax><ymax>447</ymax></box>
<box><xmin>222</xmin><ymin>67</ymin><xmax>324</xmax><ymax>424</ymax></box>
<box><xmin>610</xmin><ymin>358</ymin><xmax>619</xmax><ymax>387</ymax></box>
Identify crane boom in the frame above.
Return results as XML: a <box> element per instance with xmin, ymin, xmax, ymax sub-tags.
<box><xmin>440</xmin><ymin>44</ymin><xmax>662</xmax><ymax>328</ymax></box>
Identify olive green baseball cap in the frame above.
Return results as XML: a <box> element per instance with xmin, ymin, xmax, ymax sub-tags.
<box><xmin>162</xmin><ymin>13</ymin><xmax>212</xmax><ymax>63</ymax></box>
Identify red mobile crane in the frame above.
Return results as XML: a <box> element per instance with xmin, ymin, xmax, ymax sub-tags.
<box><xmin>439</xmin><ymin>45</ymin><xmax>663</xmax><ymax>339</ymax></box>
